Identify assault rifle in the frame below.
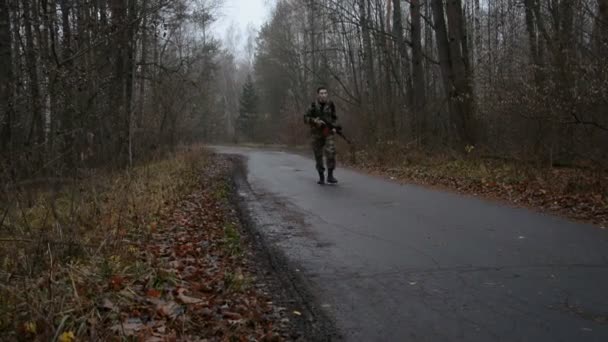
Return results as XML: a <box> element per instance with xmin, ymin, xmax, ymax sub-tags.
<box><xmin>317</xmin><ymin>119</ymin><xmax>352</xmax><ymax>145</ymax></box>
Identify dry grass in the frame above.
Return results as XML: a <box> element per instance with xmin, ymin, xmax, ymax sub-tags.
<box><xmin>343</xmin><ymin>141</ymin><xmax>608</xmax><ymax>226</ymax></box>
<box><xmin>0</xmin><ymin>148</ymin><xmax>205</xmax><ymax>340</ymax></box>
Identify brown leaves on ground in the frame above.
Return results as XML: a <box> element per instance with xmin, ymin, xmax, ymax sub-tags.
<box><xmin>343</xmin><ymin>146</ymin><xmax>608</xmax><ymax>227</ymax></box>
<box><xmin>1</xmin><ymin>149</ymin><xmax>291</xmax><ymax>341</ymax></box>
<box><xmin>94</xmin><ymin>155</ymin><xmax>285</xmax><ymax>341</ymax></box>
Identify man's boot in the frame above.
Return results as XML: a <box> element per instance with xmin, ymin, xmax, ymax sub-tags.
<box><xmin>317</xmin><ymin>170</ymin><xmax>325</xmax><ymax>185</ymax></box>
<box><xmin>327</xmin><ymin>169</ymin><xmax>338</xmax><ymax>184</ymax></box>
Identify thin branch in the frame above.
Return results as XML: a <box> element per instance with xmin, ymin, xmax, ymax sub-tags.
<box><xmin>57</xmin><ymin>1</ymin><xmax>171</xmax><ymax>67</ymax></box>
<box><xmin>570</xmin><ymin>113</ymin><xmax>608</xmax><ymax>131</ymax></box>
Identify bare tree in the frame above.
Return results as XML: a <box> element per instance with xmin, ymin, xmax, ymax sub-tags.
<box><xmin>0</xmin><ymin>0</ymin><xmax>12</xmax><ymax>154</ymax></box>
<box><xmin>0</xmin><ymin>0</ymin><xmax>229</xmax><ymax>182</ymax></box>
<box><xmin>411</xmin><ymin>0</ymin><xmax>426</xmax><ymax>142</ymax></box>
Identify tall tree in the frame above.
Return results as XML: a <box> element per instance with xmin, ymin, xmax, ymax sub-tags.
<box><xmin>359</xmin><ymin>0</ymin><xmax>377</xmax><ymax>137</ymax></box>
<box><xmin>237</xmin><ymin>75</ymin><xmax>259</xmax><ymax>141</ymax></box>
<box><xmin>23</xmin><ymin>0</ymin><xmax>43</xmax><ymax>147</ymax></box>
<box><xmin>411</xmin><ymin>0</ymin><xmax>427</xmax><ymax>141</ymax></box>
<box><xmin>596</xmin><ymin>0</ymin><xmax>608</xmax><ymax>55</ymax></box>
<box><xmin>524</xmin><ymin>0</ymin><xmax>544</xmax><ymax>86</ymax></box>
<box><xmin>432</xmin><ymin>0</ymin><xmax>475</xmax><ymax>146</ymax></box>
<box><xmin>110</xmin><ymin>0</ymin><xmax>129</xmax><ymax>164</ymax></box>
<box><xmin>392</xmin><ymin>0</ymin><xmax>413</xmax><ymax>108</ymax></box>
<box><xmin>0</xmin><ymin>0</ymin><xmax>12</xmax><ymax>153</ymax></box>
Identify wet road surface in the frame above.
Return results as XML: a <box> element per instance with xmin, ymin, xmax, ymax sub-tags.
<box><xmin>214</xmin><ymin>146</ymin><xmax>608</xmax><ymax>342</ymax></box>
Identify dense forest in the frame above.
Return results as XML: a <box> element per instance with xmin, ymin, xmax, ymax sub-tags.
<box><xmin>246</xmin><ymin>0</ymin><xmax>607</xmax><ymax>167</ymax></box>
<box><xmin>1</xmin><ymin>1</ymin><xmax>606</xmax><ymax>339</ymax></box>
<box><xmin>0</xmin><ymin>0</ymin><xmax>233</xmax><ymax>182</ymax></box>
<box><xmin>1</xmin><ymin>0</ymin><xmax>607</xmax><ymax>183</ymax></box>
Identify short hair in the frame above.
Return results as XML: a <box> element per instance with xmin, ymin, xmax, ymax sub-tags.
<box><xmin>317</xmin><ymin>86</ymin><xmax>328</xmax><ymax>94</ymax></box>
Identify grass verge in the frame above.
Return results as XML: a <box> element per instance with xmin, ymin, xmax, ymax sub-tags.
<box><xmin>341</xmin><ymin>142</ymin><xmax>607</xmax><ymax>227</ymax></box>
<box><xmin>1</xmin><ymin>149</ymin><xmax>201</xmax><ymax>340</ymax></box>
<box><xmin>0</xmin><ymin>148</ymin><xmax>289</xmax><ymax>341</ymax></box>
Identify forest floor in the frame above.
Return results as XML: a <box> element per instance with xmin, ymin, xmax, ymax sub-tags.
<box><xmin>338</xmin><ymin>143</ymin><xmax>608</xmax><ymax>228</ymax></box>
<box><xmin>0</xmin><ymin>147</ymin><xmax>310</xmax><ymax>341</ymax></box>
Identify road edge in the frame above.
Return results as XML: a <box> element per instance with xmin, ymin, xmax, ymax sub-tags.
<box><xmin>224</xmin><ymin>154</ymin><xmax>342</xmax><ymax>341</ymax></box>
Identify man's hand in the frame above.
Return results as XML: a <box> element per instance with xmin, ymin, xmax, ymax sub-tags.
<box><xmin>313</xmin><ymin>118</ymin><xmax>325</xmax><ymax>127</ymax></box>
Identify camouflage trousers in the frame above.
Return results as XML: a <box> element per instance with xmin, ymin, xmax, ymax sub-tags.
<box><xmin>311</xmin><ymin>134</ymin><xmax>336</xmax><ymax>172</ymax></box>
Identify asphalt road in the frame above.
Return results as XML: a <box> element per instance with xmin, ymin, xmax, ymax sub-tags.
<box><xmin>214</xmin><ymin>146</ymin><xmax>608</xmax><ymax>342</ymax></box>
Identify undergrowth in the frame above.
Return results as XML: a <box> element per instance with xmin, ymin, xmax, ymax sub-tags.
<box><xmin>343</xmin><ymin>141</ymin><xmax>608</xmax><ymax>226</ymax></box>
<box><xmin>0</xmin><ymin>148</ymin><xmax>204</xmax><ymax>340</ymax></box>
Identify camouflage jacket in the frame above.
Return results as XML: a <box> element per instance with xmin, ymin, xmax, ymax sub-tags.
<box><xmin>303</xmin><ymin>101</ymin><xmax>338</xmax><ymax>136</ymax></box>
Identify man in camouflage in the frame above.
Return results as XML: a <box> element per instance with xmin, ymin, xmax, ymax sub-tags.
<box><xmin>303</xmin><ymin>87</ymin><xmax>339</xmax><ymax>185</ymax></box>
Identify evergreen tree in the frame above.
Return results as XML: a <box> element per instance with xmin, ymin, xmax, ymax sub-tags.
<box><xmin>237</xmin><ymin>75</ymin><xmax>259</xmax><ymax>141</ymax></box>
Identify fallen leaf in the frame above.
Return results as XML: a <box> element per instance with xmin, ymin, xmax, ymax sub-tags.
<box><xmin>111</xmin><ymin>319</ymin><xmax>145</xmax><ymax>336</ymax></box>
<box><xmin>176</xmin><ymin>288</ymin><xmax>204</xmax><ymax>304</ymax></box>
<box><xmin>293</xmin><ymin>310</ymin><xmax>302</xmax><ymax>316</ymax></box>
<box><xmin>146</xmin><ymin>288</ymin><xmax>162</xmax><ymax>298</ymax></box>
<box><xmin>156</xmin><ymin>300</ymin><xmax>183</xmax><ymax>319</ymax></box>
<box><xmin>24</xmin><ymin>321</ymin><xmax>37</xmax><ymax>334</ymax></box>
<box><xmin>100</xmin><ymin>298</ymin><xmax>117</xmax><ymax>311</ymax></box>
<box><xmin>223</xmin><ymin>311</ymin><xmax>242</xmax><ymax>320</ymax></box>
<box><xmin>58</xmin><ymin>331</ymin><xmax>75</xmax><ymax>342</ymax></box>
<box><xmin>109</xmin><ymin>275</ymin><xmax>124</xmax><ymax>290</ymax></box>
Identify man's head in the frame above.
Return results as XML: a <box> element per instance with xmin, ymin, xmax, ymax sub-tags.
<box><xmin>317</xmin><ymin>86</ymin><xmax>329</xmax><ymax>103</ymax></box>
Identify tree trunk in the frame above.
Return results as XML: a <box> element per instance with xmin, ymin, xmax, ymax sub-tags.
<box><xmin>376</xmin><ymin>0</ymin><xmax>393</xmax><ymax>137</ymax></box>
<box><xmin>431</xmin><ymin>0</ymin><xmax>458</xmax><ymax>142</ymax></box>
<box><xmin>45</xmin><ymin>0</ymin><xmax>60</xmax><ymax>155</ymax></box>
<box><xmin>524</xmin><ymin>0</ymin><xmax>544</xmax><ymax>86</ymax></box>
<box><xmin>0</xmin><ymin>0</ymin><xmax>12</xmax><ymax>154</ymax></box>
<box><xmin>557</xmin><ymin>0</ymin><xmax>575</xmax><ymax>76</ymax></box>
<box><xmin>431</xmin><ymin>0</ymin><xmax>451</xmax><ymax>90</ymax></box>
<box><xmin>456</xmin><ymin>0</ymin><xmax>471</xmax><ymax>76</ymax></box>
<box><xmin>446</xmin><ymin>0</ymin><xmax>475</xmax><ymax>146</ymax></box>
<box><xmin>474</xmin><ymin>0</ymin><xmax>481</xmax><ymax>67</ymax></box>
<box><xmin>23</xmin><ymin>0</ymin><xmax>44</xmax><ymax>147</ymax></box>
<box><xmin>596</xmin><ymin>0</ymin><xmax>608</xmax><ymax>55</ymax></box>
<box><xmin>110</xmin><ymin>0</ymin><xmax>129</xmax><ymax>164</ymax></box>
<box><xmin>432</xmin><ymin>0</ymin><xmax>474</xmax><ymax>147</ymax></box>
<box><xmin>392</xmin><ymin>0</ymin><xmax>413</xmax><ymax>128</ymax></box>
<box><xmin>360</xmin><ymin>0</ymin><xmax>376</xmax><ymax>96</ymax></box>
<box><xmin>126</xmin><ymin>0</ymin><xmax>137</xmax><ymax>166</ymax></box>
<box><xmin>40</xmin><ymin>0</ymin><xmax>53</xmax><ymax>152</ymax></box>
<box><xmin>411</xmin><ymin>0</ymin><xmax>427</xmax><ymax>142</ymax></box>
<box><xmin>137</xmin><ymin>0</ymin><xmax>149</xmax><ymax>128</ymax></box>
<box><xmin>308</xmin><ymin>0</ymin><xmax>317</xmax><ymax>87</ymax></box>
<box><xmin>359</xmin><ymin>0</ymin><xmax>377</xmax><ymax>139</ymax></box>
<box><xmin>59</xmin><ymin>0</ymin><xmax>76</xmax><ymax>166</ymax></box>
<box><xmin>425</xmin><ymin>1</ymin><xmax>436</xmax><ymax>102</ymax></box>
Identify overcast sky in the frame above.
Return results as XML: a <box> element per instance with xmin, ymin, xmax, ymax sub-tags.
<box><xmin>212</xmin><ymin>0</ymin><xmax>271</xmax><ymax>46</ymax></box>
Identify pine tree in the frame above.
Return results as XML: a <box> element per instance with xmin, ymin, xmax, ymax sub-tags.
<box><xmin>237</xmin><ymin>75</ymin><xmax>259</xmax><ymax>141</ymax></box>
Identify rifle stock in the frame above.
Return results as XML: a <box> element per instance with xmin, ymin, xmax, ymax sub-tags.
<box><xmin>320</xmin><ymin>120</ymin><xmax>352</xmax><ymax>145</ymax></box>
